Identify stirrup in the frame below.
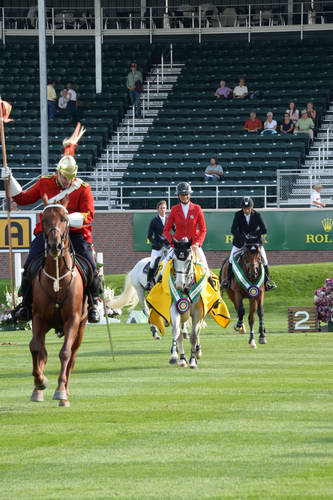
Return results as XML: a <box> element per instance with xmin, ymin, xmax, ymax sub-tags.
<box><xmin>88</xmin><ymin>305</ymin><xmax>100</xmax><ymax>323</ymax></box>
<box><xmin>221</xmin><ymin>279</ymin><xmax>230</xmax><ymax>289</ymax></box>
<box><xmin>12</xmin><ymin>303</ymin><xmax>32</xmax><ymax>322</ymax></box>
<box><xmin>144</xmin><ymin>281</ymin><xmax>153</xmax><ymax>291</ymax></box>
<box><xmin>265</xmin><ymin>280</ymin><xmax>277</xmax><ymax>291</ymax></box>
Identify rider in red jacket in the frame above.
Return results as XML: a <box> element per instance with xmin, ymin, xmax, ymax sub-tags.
<box><xmin>1</xmin><ymin>125</ymin><xmax>101</xmax><ymax>323</ymax></box>
<box><xmin>164</xmin><ymin>182</ymin><xmax>208</xmax><ymax>269</ymax></box>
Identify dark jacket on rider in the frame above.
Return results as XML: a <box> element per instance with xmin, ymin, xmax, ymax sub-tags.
<box><xmin>231</xmin><ymin>210</ymin><xmax>267</xmax><ymax>248</ymax></box>
<box><xmin>147</xmin><ymin>215</ymin><xmax>168</xmax><ymax>250</ymax></box>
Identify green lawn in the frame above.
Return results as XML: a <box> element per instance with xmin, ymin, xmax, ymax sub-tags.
<box><xmin>0</xmin><ymin>263</ymin><xmax>333</xmax><ymax>499</ymax></box>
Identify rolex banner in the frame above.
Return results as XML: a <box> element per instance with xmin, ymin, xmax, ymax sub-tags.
<box><xmin>133</xmin><ymin>210</ymin><xmax>333</xmax><ymax>251</ymax></box>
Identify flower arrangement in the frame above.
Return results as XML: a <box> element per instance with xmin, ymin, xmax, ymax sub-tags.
<box><xmin>314</xmin><ymin>278</ymin><xmax>333</xmax><ymax>323</ymax></box>
<box><xmin>103</xmin><ymin>286</ymin><xmax>122</xmax><ymax>317</ymax></box>
<box><xmin>0</xmin><ymin>289</ymin><xmax>30</xmax><ymax>331</ymax></box>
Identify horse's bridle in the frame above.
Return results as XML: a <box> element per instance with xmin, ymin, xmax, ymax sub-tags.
<box><xmin>44</xmin><ymin>221</ymin><xmax>69</xmax><ymax>256</ymax></box>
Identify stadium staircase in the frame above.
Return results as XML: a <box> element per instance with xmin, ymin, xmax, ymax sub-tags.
<box><xmin>279</xmin><ymin>102</ymin><xmax>333</xmax><ymax>206</ymax></box>
<box><xmin>93</xmin><ymin>62</ymin><xmax>184</xmax><ymax>209</ymax></box>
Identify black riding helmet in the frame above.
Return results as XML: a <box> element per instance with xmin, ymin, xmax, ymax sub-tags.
<box><xmin>176</xmin><ymin>182</ymin><xmax>193</xmax><ymax>195</ymax></box>
<box><xmin>240</xmin><ymin>196</ymin><xmax>254</xmax><ymax>208</ymax></box>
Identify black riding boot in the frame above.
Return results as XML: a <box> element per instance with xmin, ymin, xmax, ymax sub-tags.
<box><xmin>221</xmin><ymin>263</ymin><xmax>233</xmax><ymax>289</ymax></box>
<box><xmin>88</xmin><ymin>273</ymin><xmax>103</xmax><ymax>323</ymax></box>
<box><xmin>145</xmin><ymin>267</ymin><xmax>155</xmax><ymax>291</ymax></box>
<box><xmin>12</xmin><ymin>273</ymin><xmax>32</xmax><ymax>322</ymax></box>
<box><xmin>264</xmin><ymin>265</ymin><xmax>277</xmax><ymax>291</ymax></box>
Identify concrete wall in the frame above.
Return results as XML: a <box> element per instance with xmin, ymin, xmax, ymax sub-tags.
<box><xmin>0</xmin><ymin>210</ymin><xmax>331</xmax><ymax>278</ymax></box>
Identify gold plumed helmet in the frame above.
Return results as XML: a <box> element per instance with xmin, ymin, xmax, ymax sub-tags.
<box><xmin>56</xmin><ymin>155</ymin><xmax>78</xmax><ymax>180</ymax></box>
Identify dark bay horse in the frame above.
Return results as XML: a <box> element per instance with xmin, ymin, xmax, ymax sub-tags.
<box><xmin>30</xmin><ymin>203</ymin><xmax>87</xmax><ymax>406</ymax></box>
<box><xmin>220</xmin><ymin>240</ymin><xmax>266</xmax><ymax>349</ymax></box>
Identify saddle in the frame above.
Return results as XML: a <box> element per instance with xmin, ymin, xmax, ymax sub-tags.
<box><xmin>143</xmin><ymin>256</ymin><xmax>162</xmax><ymax>276</ymax></box>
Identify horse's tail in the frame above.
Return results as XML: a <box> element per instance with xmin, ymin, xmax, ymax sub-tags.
<box><xmin>107</xmin><ymin>272</ymin><xmax>139</xmax><ymax>310</ymax></box>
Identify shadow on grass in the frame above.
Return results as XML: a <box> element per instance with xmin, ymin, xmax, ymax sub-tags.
<box><xmin>78</xmin><ymin>349</ymin><xmax>164</xmax><ymax>357</ymax></box>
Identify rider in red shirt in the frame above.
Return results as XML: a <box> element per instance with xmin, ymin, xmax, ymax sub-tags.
<box><xmin>164</xmin><ymin>182</ymin><xmax>208</xmax><ymax>269</ymax></box>
<box><xmin>1</xmin><ymin>127</ymin><xmax>101</xmax><ymax>323</ymax></box>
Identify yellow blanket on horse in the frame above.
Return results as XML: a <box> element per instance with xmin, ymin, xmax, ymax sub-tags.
<box><xmin>146</xmin><ymin>260</ymin><xmax>230</xmax><ymax>335</ymax></box>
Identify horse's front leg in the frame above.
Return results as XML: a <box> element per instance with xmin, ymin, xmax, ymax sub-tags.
<box><xmin>248</xmin><ymin>299</ymin><xmax>258</xmax><ymax>349</ymax></box>
<box><xmin>234</xmin><ymin>292</ymin><xmax>246</xmax><ymax>334</ymax></box>
<box><xmin>258</xmin><ymin>301</ymin><xmax>267</xmax><ymax>344</ymax></box>
<box><xmin>65</xmin><ymin>318</ymin><xmax>87</xmax><ymax>398</ymax></box>
<box><xmin>53</xmin><ymin>317</ymin><xmax>80</xmax><ymax>407</ymax></box>
<box><xmin>169</xmin><ymin>304</ymin><xmax>181</xmax><ymax>365</ymax></box>
<box><xmin>30</xmin><ymin>316</ymin><xmax>49</xmax><ymax>402</ymax></box>
<box><xmin>189</xmin><ymin>303</ymin><xmax>204</xmax><ymax>369</ymax></box>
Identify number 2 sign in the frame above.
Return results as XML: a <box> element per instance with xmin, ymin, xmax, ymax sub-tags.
<box><xmin>288</xmin><ymin>307</ymin><xmax>320</xmax><ymax>333</ymax></box>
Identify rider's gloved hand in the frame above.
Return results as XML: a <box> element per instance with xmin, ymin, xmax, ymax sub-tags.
<box><xmin>1</xmin><ymin>165</ymin><xmax>10</xmax><ymax>179</ymax></box>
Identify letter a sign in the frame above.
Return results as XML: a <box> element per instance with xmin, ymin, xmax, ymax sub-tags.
<box><xmin>0</xmin><ymin>214</ymin><xmax>36</xmax><ymax>252</ymax></box>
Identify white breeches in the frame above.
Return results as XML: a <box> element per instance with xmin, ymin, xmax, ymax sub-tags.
<box><xmin>165</xmin><ymin>246</ymin><xmax>209</xmax><ymax>271</ymax></box>
<box><xmin>229</xmin><ymin>245</ymin><xmax>268</xmax><ymax>266</ymax></box>
<box><xmin>149</xmin><ymin>248</ymin><xmax>163</xmax><ymax>269</ymax></box>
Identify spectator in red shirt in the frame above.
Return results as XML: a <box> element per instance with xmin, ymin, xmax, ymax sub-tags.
<box><xmin>243</xmin><ymin>112</ymin><xmax>263</xmax><ymax>133</ymax></box>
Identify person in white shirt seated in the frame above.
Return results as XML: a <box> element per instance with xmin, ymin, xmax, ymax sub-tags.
<box><xmin>310</xmin><ymin>184</ymin><xmax>326</xmax><ymax>208</ymax></box>
<box><xmin>233</xmin><ymin>78</ymin><xmax>248</xmax><ymax>99</ymax></box>
<box><xmin>261</xmin><ymin>112</ymin><xmax>278</xmax><ymax>135</ymax></box>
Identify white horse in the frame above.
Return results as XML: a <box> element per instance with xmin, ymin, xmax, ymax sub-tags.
<box><xmin>107</xmin><ymin>253</ymin><xmax>190</xmax><ymax>340</ymax></box>
<box><xmin>169</xmin><ymin>239</ymin><xmax>206</xmax><ymax>369</ymax></box>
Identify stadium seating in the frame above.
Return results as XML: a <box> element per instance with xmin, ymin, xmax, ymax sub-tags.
<box><xmin>0</xmin><ymin>40</ymin><xmax>153</xmax><ymax>188</ymax></box>
<box><xmin>122</xmin><ymin>38</ymin><xmax>332</xmax><ymax>207</ymax></box>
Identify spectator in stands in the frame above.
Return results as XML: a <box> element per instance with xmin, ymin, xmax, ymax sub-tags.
<box><xmin>58</xmin><ymin>89</ymin><xmax>69</xmax><ymax>113</ymax></box>
<box><xmin>233</xmin><ymin>78</ymin><xmax>248</xmax><ymax>99</ymax></box>
<box><xmin>310</xmin><ymin>184</ymin><xmax>326</xmax><ymax>208</ymax></box>
<box><xmin>280</xmin><ymin>113</ymin><xmax>294</xmax><ymax>134</ymax></box>
<box><xmin>243</xmin><ymin>111</ymin><xmax>263</xmax><ymax>133</ymax></box>
<box><xmin>47</xmin><ymin>80</ymin><xmax>57</xmax><ymax>120</ymax></box>
<box><xmin>126</xmin><ymin>63</ymin><xmax>143</xmax><ymax>118</ymax></box>
<box><xmin>214</xmin><ymin>80</ymin><xmax>232</xmax><ymax>99</ymax></box>
<box><xmin>286</xmin><ymin>101</ymin><xmax>299</xmax><ymax>124</ymax></box>
<box><xmin>66</xmin><ymin>82</ymin><xmax>78</xmax><ymax>125</ymax></box>
<box><xmin>27</xmin><ymin>5</ymin><xmax>37</xmax><ymax>28</ymax></box>
<box><xmin>306</xmin><ymin>101</ymin><xmax>317</xmax><ymax>121</ymax></box>
<box><xmin>261</xmin><ymin>112</ymin><xmax>277</xmax><ymax>134</ymax></box>
<box><xmin>294</xmin><ymin>110</ymin><xmax>314</xmax><ymax>140</ymax></box>
<box><xmin>204</xmin><ymin>157</ymin><xmax>224</xmax><ymax>181</ymax></box>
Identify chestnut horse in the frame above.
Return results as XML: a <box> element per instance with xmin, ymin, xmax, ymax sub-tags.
<box><xmin>220</xmin><ymin>240</ymin><xmax>266</xmax><ymax>349</ymax></box>
<box><xmin>30</xmin><ymin>203</ymin><xmax>88</xmax><ymax>407</ymax></box>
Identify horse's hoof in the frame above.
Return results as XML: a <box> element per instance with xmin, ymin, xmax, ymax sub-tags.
<box><xmin>249</xmin><ymin>339</ymin><xmax>257</xmax><ymax>349</ymax></box>
<box><xmin>53</xmin><ymin>390</ymin><xmax>67</xmax><ymax>401</ymax></box>
<box><xmin>153</xmin><ymin>333</ymin><xmax>161</xmax><ymax>340</ymax></box>
<box><xmin>189</xmin><ymin>357</ymin><xmax>197</xmax><ymax>369</ymax></box>
<box><xmin>35</xmin><ymin>376</ymin><xmax>48</xmax><ymax>391</ymax></box>
<box><xmin>58</xmin><ymin>399</ymin><xmax>70</xmax><ymax>407</ymax></box>
<box><xmin>178</xmin><ymin>358</ymin><xmax>188</xmax><ymax>367</ymax></box>
<box><xmin>195</xmin><ymin>345</ymin><xmax>202</xmax><ymax>359</ymax></box>
<box><xmin>259</xmin><ymin>337</ymin><xmax>267</xmax><ymax>344</ymax></box>
<box><xmin>169</xmin><ymin>357</ymin><xmax>178</xmax><ymax>365</ymax></box>
<box><xmin>239</xmin><ymin>325</ymin><xmax>246</xmax><ymax>334</ymax></box>
<box><xmin>30</xmin><ymin>390</ymin><xmax>44</xmax><ymax>402</ymax></box>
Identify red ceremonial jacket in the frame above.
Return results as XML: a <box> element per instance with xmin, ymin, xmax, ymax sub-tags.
<box><xmin>13</xmin><ymin>174</ymin><xmax>94</xmax><ymax>242</ymax></box>
<box><xmin>164</xmin><ymin>202</ymin><xmax>207</xmax><ymax>247</ymax></box>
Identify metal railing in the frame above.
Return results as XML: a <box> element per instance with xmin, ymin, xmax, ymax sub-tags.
<box><xmin>112</xmin><ymin>183</ymin><xmax>276</xmax><ymax>210</ymax></box>
<box><xmin>2</xmin><ymin>3</ymin><xmax>333</xmax><ymax>43</ymax></box>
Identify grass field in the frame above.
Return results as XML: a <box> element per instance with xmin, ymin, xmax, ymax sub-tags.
<box><xmin>1</xmin><ymin>263</ymin><xmax>333</xmax><ymax>499</ymax></box>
